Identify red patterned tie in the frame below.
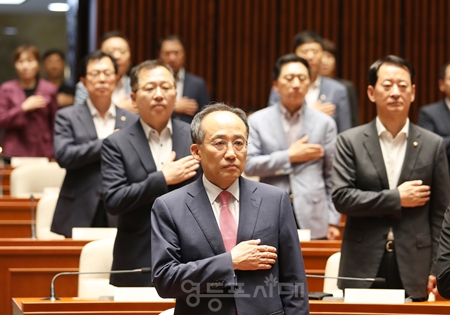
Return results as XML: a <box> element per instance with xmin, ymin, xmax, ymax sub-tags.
<box><xmin>219</xmin><ymin>191</ymin><xmax>237</xmax><ymax>252</ymax></box>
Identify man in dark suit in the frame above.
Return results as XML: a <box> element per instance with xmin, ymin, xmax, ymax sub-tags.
<box><xmin>51</xmin><ymin>50</ymin><xmax>137</xmax><ymax>238</ymax></box>
<box><xmin>151</xmin><ymin>104</ymin><xmax>309</xmax><ymax>315</ymax></box>
<box><xmin>418</xmin><ymin>61</ymin><xmax>450</xmax><ymax>174</ymax></box>
<box><xmin>436</xmin><ymin>206</ymin><xmax>450</xmax><ymax>299</ymax></box>
<box><xmin>332</xmin><ymin>55</ymin><xmax>450</xmax><ymax>300</ymax></box>
<box><xmin>268</xmin><ymin>30</ymin><xmax>352</xmax><ymax>133</ymax></box>
<box><xmin>102</xmin><ymin>60</ymin><xmax>200</xmax><ymax>287</ymax></box>
<box><xmin>159</xmin><ymin>35</ymin><xmax>210</xmax><ymax>123</ymax></box>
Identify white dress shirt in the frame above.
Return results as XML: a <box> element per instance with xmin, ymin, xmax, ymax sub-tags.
<box><xmin>376</xmin><ymin>117</ymin><xmax>409</xmax><ymax>189</ymax></box>
<box><xmin>175</xmin><ymin>68</ymin><xmax>185</xmax><ymax>100</ymax></box>
<box><xmin>140</xmin><ymin>118</ymin><xmax>173</xmax><ymax>171</ymax></box>
<box><xmin>203</xmin><ymin>175</ymin><xmax>240</xmax><ymax>227</ymax></box>
<box><xmin>111</xmin><ymin>75</ymin><xmax>130</xmax><ymax>105</ymax></box>
<box><xmin>86</xmin><ymin>99</ymin><xmax>116</xmax><ymax>139</ymax></box>
<box><xmin>305</xmin><ymin>75</ymin><xmax>322</xmax><ymax>107</ymax></box>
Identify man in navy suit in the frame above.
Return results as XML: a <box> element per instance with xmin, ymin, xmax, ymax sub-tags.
<box><xmin>418</xmin><ymin>61</ymin><xmax>450</xmax><ymax>174</ymax></box>
<box><xmin>51</xmin><ymin>50</ymin><xmax>137</xmax><ymax>238</ymax></box>
<box><xmin>159</xmin><ymin>35</ymin><xmax>210</xmax><ymax>123</ymax></box>
<box><xmin>268</xmin><ymin>30</ymin><xmax>351</xmax><ymax>133</ymax></box>
<box><xmin>151</xmin><ymin>104</ymin><xmax>309</xmax><ymax>315</ymax></box>
<box><xmin>101</xmin><ymin>60</ymin><xmax>200</xmax><ymax>287</ymax></box>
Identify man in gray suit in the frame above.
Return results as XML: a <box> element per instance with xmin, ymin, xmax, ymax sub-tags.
<box><xmin>246</xmin><ymin>54</ymin><xmax>340</xmax><ymax>240</ymax></box>
<box><xmin>332</xmin><ymin>55</ymin><xmax>450</xmax><ymax>300</ymax></box>
<box><xmin>51</xmin><ymin>50</ymin><xmax>137</xmax><ymax>237</ymax></box>
<box><xmin>268</xmin><ymin>30</ymin><xmax>351</xmax><ymax>133</ymax></box>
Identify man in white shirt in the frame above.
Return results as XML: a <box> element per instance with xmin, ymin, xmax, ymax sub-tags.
<box><xmin>101</xmin><ymin>60</ymin><xmax>200</xmax><ymax>287</ymax></box>
<box><xmin>159</xmin><ymin>35</ymin><xmax>210</xmax><ymax>123</ymax></box>
<box><xmin>332</xmin><ymin>55</ymin><xmax>450</xmax><ymax>301</ymax></box>
<box><xmin>51</xmin><ymin>50</ymin><xmax>137</xmax><ymax>238</ymax></box>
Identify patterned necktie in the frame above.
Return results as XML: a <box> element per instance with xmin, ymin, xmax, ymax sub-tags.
<box><xmin>219</xmin><ymin>191</ymin><xmax>237</xmax><ymax>252</ymax></box>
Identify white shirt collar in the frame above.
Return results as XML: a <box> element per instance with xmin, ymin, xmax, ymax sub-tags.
<box><xmin>139</xmin><ymin>118</ymin><xmax>173</xmax><ymax>137</ymax></box>
<box><xmin>202</xmin><ymin>174</ymin><xmax>240</xmax><ymax>205</ymax></box>
<box><xmin>376</xmin><ymin>116</ymin><xmax>409</xmax><ymax>138</ymax></box>
<box><xmin>86</xmin><ymin>98</ymin><xmax>116</xmax><ymax>118</ymax></box>
<box><xmin>445</xmin><ymin>97</ymin><xmax>450</xmax><ymax>112</ymax></box>
<box><xmin>176</xmin><ymin>68</ymin><xmax>185</xmax><ymax>82</ymax></box>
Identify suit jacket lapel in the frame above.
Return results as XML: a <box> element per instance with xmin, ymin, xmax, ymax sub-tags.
<box><xmin>237</xmin><ymin>177</ymin><xmax>261</xmax><ymax>242</ymax></box>
<box><xmin>186</xmin><ymin>178</ymin><xmax>226</xmax><ymax>254</ymax></box>
<box><xmin>77</xmin><ymin>102</ymin><xmax>98</xmax><ymax>141</ymax></box>
<box><xmin>300</xmin><ymin>105</ymin><xmax>314</xmax><ymax>139</ymax></box>
<box><xmin>128</xmin><ymin>120</ymin><xmax>156</xmax><ymax>174</ymax></box>
<box><xmin>397</xmin><ymin>124</ymin><xmax>422</xmax><ymax>185</ymax></box>
<box><xmin>114</xmin><ymin>107</ymin><xmax>131</xmax><ymax>130</ymax></box>
<box><xmin>363</xmin><ymin>120</ymin><xmax>389</xmax><ymax>189</ymax></box>
<box><xmin>271</xmin><ymin>105</ymin><xmax>289</xmax><ymax>149</ymax></box>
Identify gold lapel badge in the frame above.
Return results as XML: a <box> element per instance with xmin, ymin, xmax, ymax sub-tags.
<box><xmin>121</xmin><ymin>116</ymin><xmax>126</xmax><ymax>121</ymax></box>
<box><xmin>320</xmin><ymin>94</ymin><xmax>327</xmax><ymax>101</ymax></box>
<box><xmin>413</xmin><ymin>141</ymin><xmax>418</xmax><ymax>147</ymax></box>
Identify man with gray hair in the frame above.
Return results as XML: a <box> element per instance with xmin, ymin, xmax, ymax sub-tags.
<box><xmin>151</xmin><ymin>103</ymin><xmax>309</xmax><ymax>314</ymax></box>
<box><xmin>101</xmin><ymin>59</ymin><xmax>200</xmax><ymax>287</ymax></box>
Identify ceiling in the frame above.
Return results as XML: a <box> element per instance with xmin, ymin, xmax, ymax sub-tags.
<box><xmin>0</xmin><ymin>0</ymin><xmax>67</xmax><ymax>14</ymax></box>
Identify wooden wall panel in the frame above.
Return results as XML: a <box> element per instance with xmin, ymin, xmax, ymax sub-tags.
<box><xmin>94</xmin><ymin>0</ymin><xmax>450</xmax><ymax>124</ymax></box>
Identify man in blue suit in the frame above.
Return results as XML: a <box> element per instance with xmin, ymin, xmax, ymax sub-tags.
<box><xmin>246</xmin><ymin>54</ymin><xmax>340</xmax><ymax>240</ymax></box>
<box><xmin>418</xmin><ymin>61</ymin><xmax>450</xmax><ymax>174</ymax></box>
<box><xmin>101</xmin><ymin>60</ymin><xmax>200</xmax><ymax>287</ymax></box>
<box><xmin>268</xmin><ymin>30</ymin><xmax>351</xmax><ymax>133</ymax></box>
<box><xmin>151</xmin><ymin>104</ymin><xmax>309</xmax><ymax>315</ymax></box>
<box><xmin>159</xmin><ymin>35</ymin><xmax>210</xmax><ymax>123</ymax></box>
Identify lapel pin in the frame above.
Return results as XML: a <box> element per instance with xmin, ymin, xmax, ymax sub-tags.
<box><xmin>121</xmin><ymin>116</ymin><xmax>126</xmax><ymax>121</ymax></box>
<box><xmin>413</xmin><ymin>141</ymin><xmax>418</xmax><ymax>147</ymax></box>
<box><xmin>320</xmin><ymin>94</ymin><xmax>327</xmax><ymax>101</ymax></box>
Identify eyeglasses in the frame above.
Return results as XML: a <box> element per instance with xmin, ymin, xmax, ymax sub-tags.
<box><xmin>204</xmin><ymin>139</ymin><xmax>248</xmax><ymax>152</ymax></box>
<box><xmin>86</xmin><ymin>70</ymin><xmax>116</xmax><ymax>79</ymax></box>
<box><xmin>136</xmin><ymin>84</ymin><xmax>175</xmax><ymax>95</ymax></box>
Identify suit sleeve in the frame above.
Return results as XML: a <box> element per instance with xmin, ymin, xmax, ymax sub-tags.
<box><xmin>244</xmin><ymin>115</ymin><xmax>293</xmax><ymax>177</ymax></box>
<box><xmin>331</xmin><ymin>133</ymin><xmax>401</xmax><ymax>218</ymax></box>
<box><xmin>101</xmin><ymin>136</ymin><xmax>169</xmax><ymax>215</ymax></box>
<box><xmin>267</xmin><ymin>87</ymin><xmax>280</xmax><ymax>107</ymax></box>
<box><xmin>0</xmin><ymin>85</ymin><xmax>28</xmax><ymax>129</ymax></box>
<box><xmin>436</xmin><ymin>207</ymin><xmax>450</xmax><ymax>299</ymax></box>
<box><xmin>334</xmin><ymin>88</ymin><xmax>352</xmax><ymax>133</ymax></box>
<box><xmin>151</xmin><ymin>197</ymin><xmax>235</xmax><ymax>298</ymax></box>
<box><xmin>418</xmin><ymin>108</ymin><xmax>450</xmax><ymax>154</ymax></box>
<box><xmin>277</xmin><ymin>191</ymin><xmax>310</xmax><ymax>315</ymax></box>
<box><xmin>53</xmin><ymin>110</ymin><xmax>103</xmax><ymax>170</ymax></box>
<box><xmin>429</xmin><ymin>138</ymin><xmax>450</xmax><ymax>275</ymax></box>
<box><xmin>322</xmin><ymin>120</ymin><xmax>340</xmax><ymax>226</ymax></box>
<box><xmin>73</xmin><ymin>81</ymin><xmax>89</xmax><ymax>106</ymax></box>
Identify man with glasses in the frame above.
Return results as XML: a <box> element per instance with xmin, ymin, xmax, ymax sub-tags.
<box><xmin>101</xmin><ymin>60</ymin><xmax>200</xmax><ymax>287</ymax></box>
<box><xmin>267</xmin><ymin>30</ymin><xmax>352</xmax><ymax>133</ymax></box>
<box><xmin>151</xmin><ymin>103</ymin><xmax>309</xmax><ymax>314</ymax></box>
<box><xmin>245</xmin><ymin>54</ymin><xmax>340</xmax><ymax>240</ymax></box>
<box><xmin>51</xmin><ymin>50</ymin><xmax>137</xmax><ymax>238</ymax></box>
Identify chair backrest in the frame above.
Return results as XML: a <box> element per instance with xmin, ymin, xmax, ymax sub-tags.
<box><xmin>36</xmin><ymin>193</ymin><xmax>65</xmax><ymax>240</ymax></box>
<box><xmin>10</xmin><ymin>162</ymin><xmax>66</xmax><ymax>197</ymax></box>
<box><xmin>323</xmin><ymin>252</ymin><xmax>343</xmax><ymax>297</ymax></box>
<box><xmin>159</xmin><ymin>308</ymin><xmax>175</xmax><ymax>315</ymax></box>
<box><xmin>78</xmin><ymin>238</ymin><xmax>116</xmax><ymax>298</ymax></box>
<box><xmin>10</xmin><ymin>157</ymin><xmax>49</xmax><ymax>168</ymax></box>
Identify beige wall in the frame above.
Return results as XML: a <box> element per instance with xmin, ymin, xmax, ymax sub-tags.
<box><xmin>0</xmin><ymin>14</ymin><xmax>67</xmax><ymax>84</ymax></box>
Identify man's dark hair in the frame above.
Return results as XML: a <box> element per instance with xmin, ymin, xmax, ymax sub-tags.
<box><xmin>272</xmin><ymin>53</ymin><xmax>310</xmax><ymax>81</ymax></box>
<box><xmin>79</xmin><ymin>50</ymin><xmax>118</xmax><ymax>78</ymax></box>
<box><xmin>129</xmin><ymin>59</ymin><xmax>176</xmax><ymax>92</ymax></box>
<box><xmin>293</xmin><ymin>30</ymin><xmax>324</xmax><ymax>52</ymax></box>
<box><xmin>158</xmin><ymin>35</ymin><xmax>186</xmax><ymax>51</ymax></box>
<box><xmin>100</xmin><ymin>30</ymin><xmax>131</xmax><ymax>48</ymax></box>
<box><xmin>439</xmin><ymin>61</ymin><xmax>450</xmax><ymax>80</ymax></box>
<box><xmin>191</xmin><ymin>103</ymin><xmax>249</xmax><ymax>144</ymax></box>
<box><xmin>367</xmin><ymin>55</ymin><xmax>415</xmax><ymax>86</ymax></box>
<box><xmin>42</xmin><ymin>49</ymin><xmax>65</xmax><ymax>61</ymax></box>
